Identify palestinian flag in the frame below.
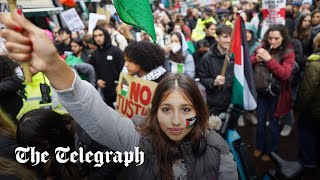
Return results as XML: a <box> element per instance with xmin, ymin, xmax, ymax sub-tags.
<box><xmin>170</xmin><ymin>61</ymin><xmax>185</xmax><ymax>74</ymax></box>
<box><xmin>113</xmin><ymin>0</ymin><xmax>157</xmax><ymax>42</ymax></box>
<box><xmin>121</xmin><ymin>77</ymin><xmax>129</xmax><ymax>97</ymax></box>
<box><xmin>231</xmin><ymin>17</ymin><xmax>257</xmax><ymax>110</ymax></box>
<box><xmin>45</xmin><ymin>17</ymin><xmax>56</xmax><ymax>31</ymax></box>
<box><xmin>186</xmin><ymin>117</ymin><xmax>197</xmax><ymax>129</ymax></box>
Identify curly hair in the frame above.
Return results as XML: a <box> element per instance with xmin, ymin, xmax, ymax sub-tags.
<box><xmin>0</xmin><ymin>56</ymin><xmax>17</xmax><ymax>81</ymax></box>
<box><xmin>124</xmin><ymin>41</ymin><xmax>165</xmax><ymax>73</ymax></box>
<box><xmin>262</xmin><ymin>24</ymin><xmax>291</xmax><ymax>50</ymax></box>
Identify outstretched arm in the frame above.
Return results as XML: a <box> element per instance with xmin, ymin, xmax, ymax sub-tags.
<box><xmin>0</xmin><ymin>11</ymin><xmax>74</xmax><ymax>91</ymax></box>
<box><xmin>0</xmin><ymin>10</ymin><xmax>140</xmax><ymax>152</ymax></box>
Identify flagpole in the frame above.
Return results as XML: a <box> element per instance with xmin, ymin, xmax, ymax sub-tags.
<box><xmin>220</xmin><ymin>14</ymin><xmax>240</xmax><ymax>76</ymax></box>
<box><xmin>7</xmin><ymin>0</ymin><xmax>32</xmax><ymax>83</ymax></box>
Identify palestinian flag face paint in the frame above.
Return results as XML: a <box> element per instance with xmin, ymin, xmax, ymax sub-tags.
<box><xmin>186</xmin><ymin>116</ymin><xmax>197</xmax><ymax>129</ymax></box>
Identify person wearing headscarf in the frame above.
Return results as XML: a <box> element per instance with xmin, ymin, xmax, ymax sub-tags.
<box><xmin>164</xmin><ymin>31</ymin><xmax>195</xmax><ymax>79</ymax></box>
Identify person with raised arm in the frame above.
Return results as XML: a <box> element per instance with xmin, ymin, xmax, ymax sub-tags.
<box><xmin>0</xmin><ymin>10</ymin><xmax>237</xmax><ymax>180</ymax></box>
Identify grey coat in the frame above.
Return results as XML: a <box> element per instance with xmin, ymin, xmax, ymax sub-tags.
<box><xmin>55</xmin><ymin>73</ymin><xmax>238</xmax><ymax>179</ymax></box>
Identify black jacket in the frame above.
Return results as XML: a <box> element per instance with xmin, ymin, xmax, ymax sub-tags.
<box><xmin>55</xmin><ymin>41</ymin><xmax>72</xmax><ymax>55</ymax></box>
<box><xmin>90</xmin><ymin>26</ymin><xmax>124</xmax><ymax>96</ymax></box>
<box><xmin>0</xmin><ymin>76</ymin><xmax>23</xmax><ymax>121</ymax></box>
<box><xmin>197</xmin><ymin>43</ymin><xmax>234</xmax><ymax>115</ymax></box>
<box><xmin>73</xmin><ymin>49</ymin><xmax>91</xmax><ymax>64</ymax></box>
<box><xmin>204</xmin><ymin>36</ymin><xmax>217</xmax><ymax>47</ymax></box>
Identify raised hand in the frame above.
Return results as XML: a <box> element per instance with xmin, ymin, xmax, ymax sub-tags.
<box><xmin>256</xmin><ymin>48</ymin><xmax>272</xmax><ymax>62</ymax></box>
<box><xmin>0</xmin><ymin>9</ymin><xmax>61</xmax><ymax>73</ymax></box>
<box><xmin>0</xmin><ymin>10</ymin><xmax>74</xmax><ymax>90</ymax></box>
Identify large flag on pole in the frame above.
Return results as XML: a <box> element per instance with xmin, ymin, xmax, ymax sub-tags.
<box><xmin>113</xmin><ymin>0</ymin><xmax>156</xmax><ymax>42</ymax></box>
<box><xmin>231</xmin><ymin>17</ymin><xmax>257</xmax><ymax>110</ymax></box>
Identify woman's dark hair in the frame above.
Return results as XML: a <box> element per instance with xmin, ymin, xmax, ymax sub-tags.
<box><xmin>293</xmin><ymin>13</ymin><xmax>312</xmax><ymax>40</ymax></box>
<box><xmin>169</xmin><ymin>31</ymin><xmax>185</xmax><ymax>63</ymax></box>
<box><xmin>58</xmin><ymin>27</ymin><xmax>71</xmax><ymax>35</ymax></box>
<box><xmin>205</xmin><ymin>22</ymin><xmax>215</xmax><ymax>29</ymax></box>
<box><xmin>0</xmin><ymin>57</ymin><xmax>17</xmax><ymax>81</ymax></box>
<box><xmin>140</xmin><ymin>73</ymin><xmax>209</xmax><ymax>180</ymax></box>
<box><xmin>244</xmin><ymin>10</ymin><xmax>254</xmax><ymax>22</ymax></box>
<box><xmin>262</xmin><ymin>24</ymin><xmax>291</xmax><ymax>50</ymax></box>
<box><xmin>70</xmin><ymin>38</ymin><xmax>84</xmax><ymax>47</ymax></box>
<box><xmin>196</xmin><ymin>39</ymin><xmax>209</xmax><ymax>49</ymax></box>
<box><xmin>17</xmin><ymin>109</ymin><xmax>82</xmax><ymax>180</ymax></box>
<box><xmin>124</xmin><ymin>41</ymin><xmax>165</xmax><ymax>73</ymax></box>
<box><xmin>17</xmin><ymin>109</ymin><xmax>74</xmax><ymax>151</ymax></box>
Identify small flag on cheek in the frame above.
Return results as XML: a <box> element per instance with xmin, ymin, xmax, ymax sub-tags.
<box><xmin>186</xmin><ymin>116</ymin><xmax>197</xmax><ymax>129</ymax></box>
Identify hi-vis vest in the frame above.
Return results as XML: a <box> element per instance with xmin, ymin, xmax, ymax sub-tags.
<box><xmin>16</xmin><ymin>72</ymin><xmax>68</xmax><ymax>120</ymax></box>
<box><xmin>191</xmin><ymin>17</ymin><xmax>217</xmax><ymax>41</ymax></box>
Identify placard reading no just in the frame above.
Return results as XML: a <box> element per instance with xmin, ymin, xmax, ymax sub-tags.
<box><xmin>116</xmin><ymin>73</ymin><xmax>158</xmax><ymax>118</ymax></box>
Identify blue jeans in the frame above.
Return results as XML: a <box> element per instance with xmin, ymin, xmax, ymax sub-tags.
<box><xmin>256</xmin><ymin>94</ymin><xmax>280</xmax><ymax>154</ymax></box>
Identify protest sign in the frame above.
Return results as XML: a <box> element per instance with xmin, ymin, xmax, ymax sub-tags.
<box><xmin>260</xmin><ymin>0</ymin><xmax>286</xmax><ymax>37</ymax></box>
<box><xmin>60</xmin><ymin>8</ymin><xmax>85</xmax><ymax>32</ymax></box>
<box><xmin>88</xmin><ymin>13</ymin><xmax>106</xmax><ymax>34</ymax></box>
<box><xmin>116</xmin><ymin>73</ymin><xmax>158</xmax><ymax>118</ymax></box>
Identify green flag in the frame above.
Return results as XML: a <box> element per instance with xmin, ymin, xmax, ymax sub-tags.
<box><xmin>113</xmin><ymin>0</ymin><xmax>156</xmax><ymax>42</ymax></box>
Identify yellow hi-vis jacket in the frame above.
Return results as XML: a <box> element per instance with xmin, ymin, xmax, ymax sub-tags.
<box><xmin>191</xmin><ymin>17</ymin><xmax>217</xmax><ymax>41</ymax></box>
<box><xmin>16</xmin><ymin>72</ymin><xmax>68</xmax><ymax>120</ymax></box>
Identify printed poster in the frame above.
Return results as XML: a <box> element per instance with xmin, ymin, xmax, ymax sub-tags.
<box><xmin>260</xmin><ymin>0</ymin><xmax>286</xmax><ymax>38</ymax></box>
<box><xmin>116</xmin><ymin>73</ymin><xmax>158</xmax><ymax>118</ymax></box>
<box><xmin>88</xmin><ymin>13</ymin><xmax>106</xmax><ymax>35</ymax></box>
<box><xmin>60</xmin><ymin>8</ymin><xmax>85</xmax><ymax>32</ymax></box>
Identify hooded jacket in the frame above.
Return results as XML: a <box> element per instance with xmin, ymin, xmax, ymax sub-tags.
<box><xmin>295</xmin><ymin>54</ymin><xmax>320</xmax><ymax>120</ymax></box>
<box><xmin>165</xmin><ymin>32</ymin><xmax>195</xmax><ymax>79</ymax></box>
<box><xmin>198</xmin><ymin>43</ymin><xmax>234</xmax><ymax>115</ymax></box>
<box><xmin>90</xmin><ymin>26</ymin><xmax>124</xmax><ymax>96</ymax></box>
<box><xmin>245</xmin><ymin>23</ymin><xmax>261</xmax><ymax>56</ymax></box>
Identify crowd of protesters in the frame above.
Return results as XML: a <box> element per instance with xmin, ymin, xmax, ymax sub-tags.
<box><xmin>0</xmin><ymin>0</ymin><xmax>320</xmax><ymax>179</ymax></box>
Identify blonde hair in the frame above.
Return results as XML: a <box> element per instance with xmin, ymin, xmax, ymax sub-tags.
<box><xmin>0</xmin><ymin>108</ymin><xmax>16</xmax><ymax>139</ymax></box>
<box><xmin>96</xmin><ymin>19</ymin><xmax>108</xmax><ymax>28</ymax></box>
<box><xmin>0</xmin><ymin>156</ymin><xmax>38</xmax><ymax>180</ymax></box>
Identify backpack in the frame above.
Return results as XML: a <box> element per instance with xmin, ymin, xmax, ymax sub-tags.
<box><xmin>253</xmin><ymin>47</ymin><xmax>294</xmax><ymax>96</ymax></box>
<box><xmin>114</xmin><ymin>34</ymin><xmax>119</xmax><ymax>47</ymax></box>
<box><xmin>253</xmin><ymin>63</ymin><xmax>281</xmax><ymax>96</ymax></box>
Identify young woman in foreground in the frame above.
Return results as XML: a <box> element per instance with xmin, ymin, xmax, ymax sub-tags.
<box><xmin>0</xmin><ymin>11</ymin><xmax>237</xmax><ymax>180</ymax></box>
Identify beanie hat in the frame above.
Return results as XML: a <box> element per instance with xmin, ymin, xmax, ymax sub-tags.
<box><xmin>292</xmin><ymin>1</ymin><xmax>302</xmax><ymax>6</ymax></box>
<box><xmin>302</xmin><ymin>0</ymin><xmax>312</xmax><ymax>4</ymax></box>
